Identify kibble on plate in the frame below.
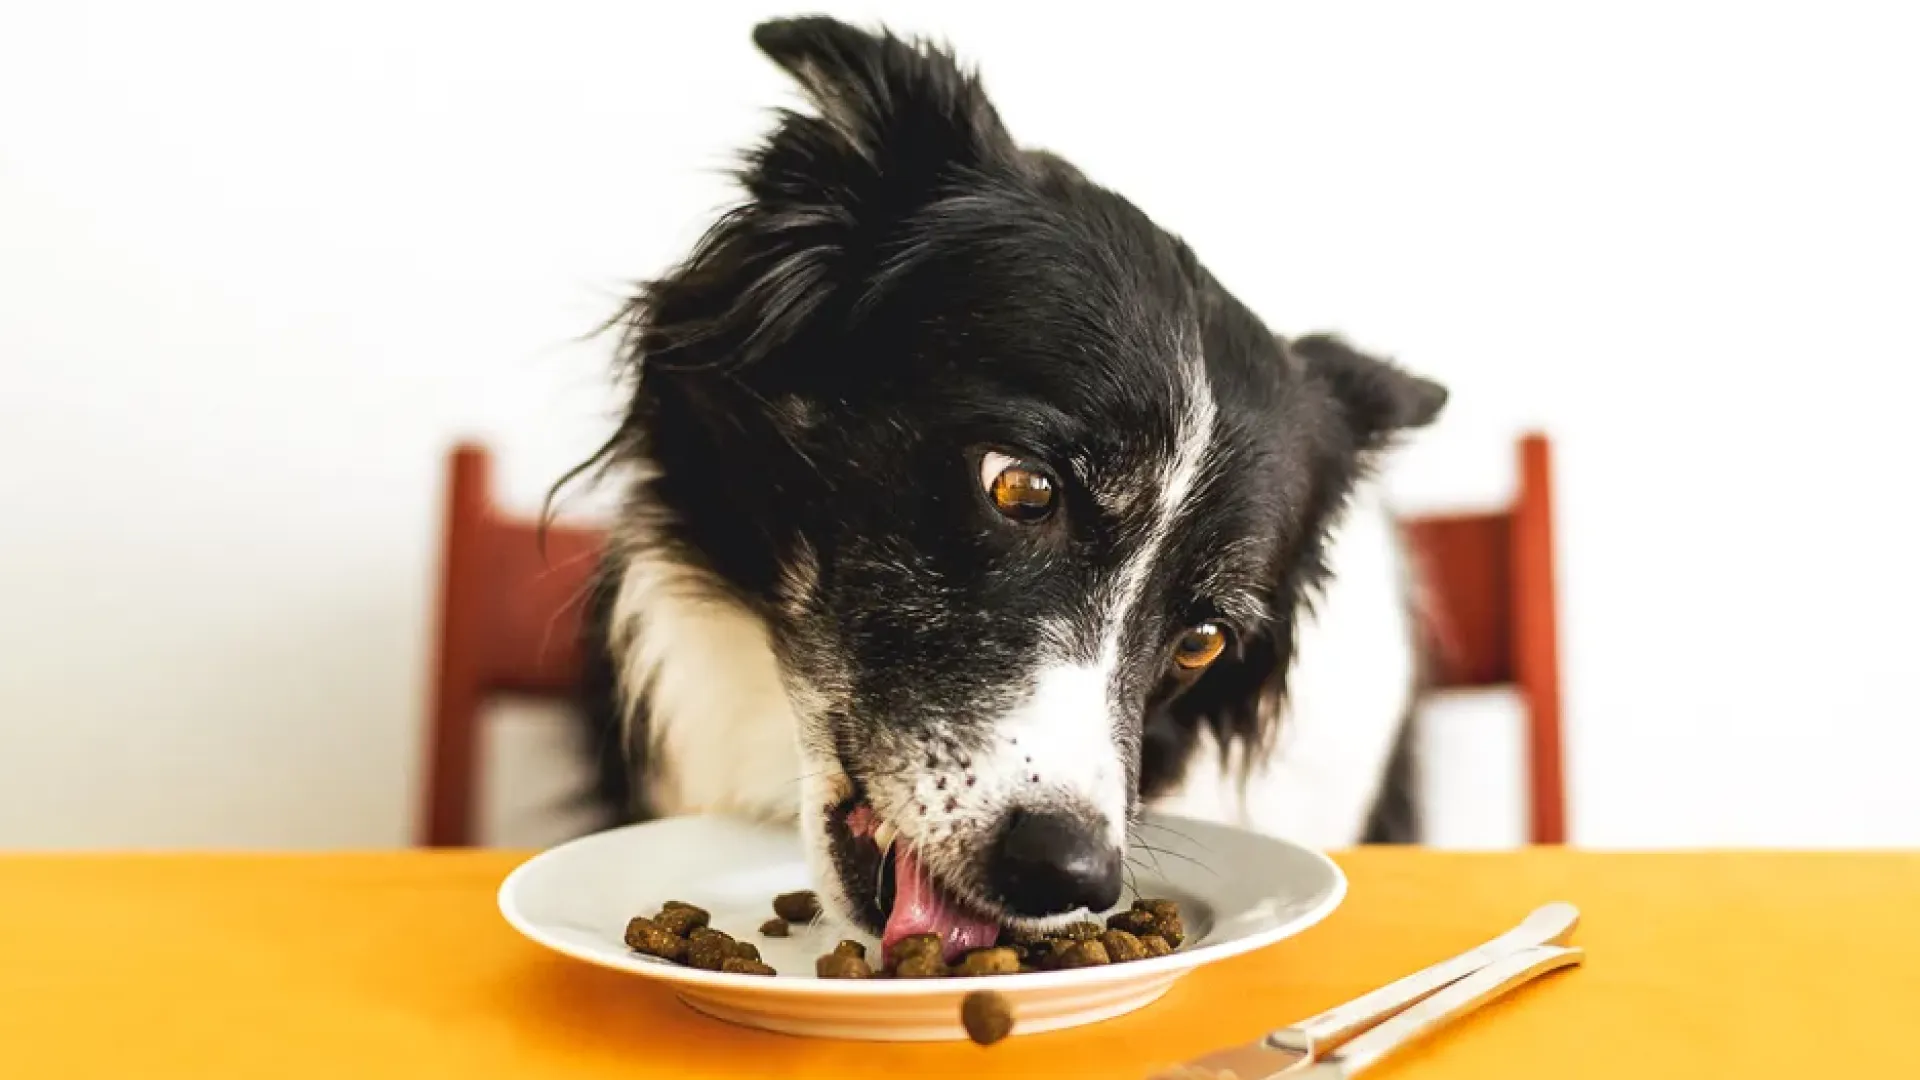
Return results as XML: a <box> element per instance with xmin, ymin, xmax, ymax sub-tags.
<box><xmin>687</xmin><ymin>927</ymin><xmax>759</xmax><ymax>971</ymax></box>
<box><xmin>1100</xmin><ymin>929</ymin><xmax>1147</xmax><ymax>962</ymax></box>
<box><xmin>1132</xmin><ymin>899</ymin><xmax>1180</xmax><ymax>922</ymax></box>
<box><xmin>893</xmin><ymin>953</ymin><xmax>950</xmax><ymax>979</ymax></box>
<box><xmin>888</xmin><ymin>932</ymin><xmax>943</xmax><ymax>965</ymax></box>
<box><xmin>954</xmin><ymin>947</ymin><xmax>1022</xmax><ymax>977</ymax></box>
<box><xmin>816</xmin><ymin>953</ymin><xmax>875</xmax><ymax>979</ymax></box>
<box><xmin>721</xmin><ymin>957</ymin><xmax>777</xmax><ymax>976</ymax></box>
<box><xmin>960</xmin><ymin>990</ymin><xmax>1015</xmax><ymax>1046</ymax></box>
<box><xmin>653</xmin><ymin>901</ymin><xmax>709</xmax><ymax>937</ymax></box>
<box><xmin>1106</xmin><ymin>899</ymin><xmax>1185</xmax><ymax>948</ymax></box>
<box><xmin>624</xmin><ymin>893</ymin><xmax>1187</xmax><ymax>984</ymax></box>
<box><xmin>772</xmin><ymin>890</ymin><xmax>823</xmax><ymax>923</ymax></box>
<box><xmin>1050</xmin><ymin>939</ymin><xmax>1111</xmax><ymax>969</ymax></box>
<box><xmin>623</xmin><ymin>916</ymin><xmax>689</xmax><ymax>963</ymax></box>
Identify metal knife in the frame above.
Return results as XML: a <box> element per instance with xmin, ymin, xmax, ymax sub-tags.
<box><xmin>1153</xmin><ymin>903</ymin><xmax>1581</xmax><ymax>1079</ymax></box>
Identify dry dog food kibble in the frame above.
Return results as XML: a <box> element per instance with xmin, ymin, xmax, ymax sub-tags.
<box><xmin>772</xmin><ymin>890</ymin><xmax>823</xmax><ymax>923</ymax></box>
<box><xmin>1106</xmin><ymin>899</ymin><xmax>1185</xmax><ymax>947</ymax></box>
<box><xmin>1132</xmin><ymin>899</ymin><xmax>1180</xmax><ymax>922</ymax></box>
<box><xmin>653</xmin><ymin>901</ymin><xmax>710</xmax><ymax>937</ymax></box>
<box><xmin>623</xmin><ymin>915</ymin><xmax>689</xmax><ymax>963</ymax></box>
<box><xmin>1050</xmin><ymin>939</ymin><xmax>1111</xmax><ymax>969</ymax></box>
<box><xmin>891</xmin><ymin>933</ymin><xmax>943</xmax><ymax>963</ymax></box>
<box><xmin>687</xmin><ymin>926</ymin><xmax>756</xmax><ymax>971</ymax></box>
<box><xmin>626</xmin><ymin>895</ymin><xmax>1187</xmax><ymax>984</ymax></box>
<box><xmin>1100</xmin><ymin>929</ymin><xmax>1147</xmax><ymax>962</ymax></box>
<box><xmin>893</xmin><ymin>953</ymin><xmax>951</xmax><ymax>979</ymax></box>
<box><xmin>816</xmin><ymin>953</ymin><xmax>875</xmax><ymax>979</ymax></box>
<box><xmin>954</xmin><ymin>947</ymin><xmax>1022</xmax><ymax>977</ymax></box>
<box><xmin>960</xmin><ymin>990</ymin><xmax>1015</xmax><ymax>1046</ymax></box>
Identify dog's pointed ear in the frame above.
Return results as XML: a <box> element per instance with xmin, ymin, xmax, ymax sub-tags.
<box><xmin>630</xmin><ymin>21</ymin><xmax>1016</xmax><ymax>381</ymax></box>
<box><xmin>752</xmin><ymin>17</ymin><xmax>1012</xmax><ymax>188</ymax></box>
<box><xmin>1290</xmin><ymin>334</ymin><xmax>1448</xmax><ymax>448</ymax></box>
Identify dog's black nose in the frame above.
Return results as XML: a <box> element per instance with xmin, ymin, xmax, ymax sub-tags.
<box><xmin>988</xmin><ymin>809</ymin><xmax>1124</xmax><ymax>916</ymax></box>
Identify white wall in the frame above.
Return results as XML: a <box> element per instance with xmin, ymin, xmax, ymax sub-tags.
<box><xmin>3</xmin><ymin>0</ymin><xmax>1916</xmax><ymax>850</ymax></box>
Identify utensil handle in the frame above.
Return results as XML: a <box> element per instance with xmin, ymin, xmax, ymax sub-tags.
<box><xmin>1278</xmin><ymin>902</ymin><xmax>1579</xmax><ymax>1054</ymax></box>
<box><xmin>1329</xmin><ymin>945</ymin><xmax>1584</xmax><ymax>1076</ymax></box>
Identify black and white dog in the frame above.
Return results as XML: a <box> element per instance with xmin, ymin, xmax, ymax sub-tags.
<box><xmin>567</xmin><ymin>17</ymin><xmax>1445</xmax><ymax>958</ymax></box>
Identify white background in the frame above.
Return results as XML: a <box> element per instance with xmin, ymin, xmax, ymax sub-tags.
<box><xmin>3</xmin><ymin>1</ymin><xmax>1916</xmax><ymax>850</ymax></box>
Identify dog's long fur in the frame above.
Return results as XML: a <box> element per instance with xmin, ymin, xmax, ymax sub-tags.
<box><xmin>563</xmin><ymin>18</ymin><xmax>1443</xmax><ymax>932</ymax></box>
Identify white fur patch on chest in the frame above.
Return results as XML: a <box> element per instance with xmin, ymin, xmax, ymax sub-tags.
<box><xmin>608</xmin><ymin>538</ymin><xmax>803</xmax><ymax>823</ymax></box>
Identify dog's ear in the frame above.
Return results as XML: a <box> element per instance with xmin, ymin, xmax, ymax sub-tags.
<box><xmin>752</xmin><ymin>17</ymin><xmax>1012</xmax><ymax>180</ymax></box>
<box><xmin>1290</xmin><ymin>334</ymin><xmax>1448</xmax><ymax>449</ymax></box>
<box><xmin>629</xmin><ymin>19</ymin><xmax>1013</xmax><ymax>377</ymax></box>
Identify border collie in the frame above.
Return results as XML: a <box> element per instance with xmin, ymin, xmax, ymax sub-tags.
<box><xmin>565</xmin><ymin>17</ymin><xmax>1445</xmax><ymax>958</ymax></box>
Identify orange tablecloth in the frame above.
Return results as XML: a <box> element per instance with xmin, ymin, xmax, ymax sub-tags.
<box><xmin>3</xmin><ymin>850</ymin><xmax>1917</xmax><ymax>1078</ymax></box>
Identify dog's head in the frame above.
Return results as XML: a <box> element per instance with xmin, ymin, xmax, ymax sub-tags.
<box><xmin>603</xmin><ymin>18</ymin><xmax>1444</xmax><ymax>955</ymax></box>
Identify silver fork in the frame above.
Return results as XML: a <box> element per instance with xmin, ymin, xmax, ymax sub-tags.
<box><xmin>1154</xmin><ymin>902</ymin><xmax>1581</xmax><ymax>1079</ymax></box>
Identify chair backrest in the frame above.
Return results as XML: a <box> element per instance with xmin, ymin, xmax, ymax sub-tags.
<box><xmin>419</xmin><ymin>443</ymin><xmax>602</xmax><ymax>846</ymax></box>
<box><xmin>421</xmin><ymin>436</ymin><xmax>1565</xmax><ymax>846</ymax></box>
<box><xmin>1399</xmin><ymin>433</ymin><xmax>1565</xmax><ymax>844</ymax></box>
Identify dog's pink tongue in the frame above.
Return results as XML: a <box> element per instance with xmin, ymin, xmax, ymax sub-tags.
<box><xmin>881</xmin><ymin>846</ymin><xmax>1000</xmax><ymax>964</ymax></box>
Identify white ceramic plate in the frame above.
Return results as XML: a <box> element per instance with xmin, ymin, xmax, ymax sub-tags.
<box><xmin>498</xmin><ymin>811</ymin><xmax>1343</xmax><ymax>1041</ymax></box>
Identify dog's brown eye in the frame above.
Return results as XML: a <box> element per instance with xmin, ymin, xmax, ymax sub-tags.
<box><xmin>981</xmin><ymin>452</ymin><xmax>1056</xmax><ymax>523</ymax></box>
<box><xmin>1172</xmin><ymin>623</ymin><xmax>1228</xmax><ymax>672</ymax></box>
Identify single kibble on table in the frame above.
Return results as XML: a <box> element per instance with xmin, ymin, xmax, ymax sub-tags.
<box><xmin>954</xmin><ymin>946</ymin><xmax>1022</xmax><ymax>977</ymax></box>
<box><xmin>960</xmin><ymin>990</ymin><xmax>1015</xmax><ymax>1046</ymax></box>
<box><xmin>893</xmin><ymin>953</ymin><xmax>951</xmax><ymax>979</ymax></box>
<box><xmin>623</xmin><ymin>916</ymin><xmax>689</xmax><ymax>963</ymax></box>
<box><xmin>832</xmin><ymin>939</ymin><xmax>867</xmax><ymax>960</ymax></box>
<box><xmin>772</xmin><ymin>890</ymin><xmax>823</xmax><ymax>923</ymax></box>
<box><xmin>816</xmin><ymin>953</ymin><xmax>875</xmax><ymax>979</ymax></box>
<box><xmin>1099</xmin><ymin>929</ymin><xmax>1147</xmax><ymax>963</ymax></box>
<box><xmin>1052</xmin><ymin>939</ymin><xmax>1112</xmax><ymax>969</ymax></box>
<box><xmin>1139</xmin><ymin>934</ymin><xmax>1173</xmax><ymax>957</ymax></box>
<box><xmin>653</xmin><ymin>903</ymin><xmax>709</xmax><ymax>938</ymax></box>
<box><xmin>720</xmin><ymin>957</ymin><xmax>777</xmax><ymax>976</ymax></box>
<box><xmin>758</xmin><ymin>918</ymin><xmax>790</xmax><ymax>938</ymax></box>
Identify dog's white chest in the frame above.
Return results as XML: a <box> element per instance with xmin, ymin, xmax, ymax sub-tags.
<box><xmin>610</xmin><ymin>547</ymin><xmax>803</xmax><ymax>823</ymax></box>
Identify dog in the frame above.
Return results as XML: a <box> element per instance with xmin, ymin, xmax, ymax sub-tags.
<box><xmin>563</xmin><ymin>17</ymin><xmax>1445</xmax><ymax>958</ymax></box>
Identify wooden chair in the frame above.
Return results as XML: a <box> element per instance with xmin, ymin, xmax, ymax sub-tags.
<box><xmin>418</xmin><ymin>443</ymin><xmax>605</xmax><ymax>846</ymax></box>
<box><xmin>1399</xmin><ymin>434</ymin><xmax>1566</xmax><ymax>844</ymax></box>
<box><xmin>420</xmin><ymin>436</ymin><xmax>1565</xmax><ymax>846</ymax></box>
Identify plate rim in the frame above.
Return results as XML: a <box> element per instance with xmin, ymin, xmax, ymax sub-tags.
<box><xmin>497</xmin><ymin>811</ymin><xmax>1346</xmax><ymax>996</ymax></box>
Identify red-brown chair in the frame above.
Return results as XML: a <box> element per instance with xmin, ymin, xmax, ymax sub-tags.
<box><xmin>1399</xmin><ymin>434</ymin><xmax>1567</xmax><ymax>843</ymax></box>
<box><xmin>417</xmin><ymin>443</ymin><xmax>604</xmax><ymax>847</ymax></box>
<box><xmin>420</xmin><ymin>436</ymin><xmax>1566</xmax><ymax>846</ymax></box>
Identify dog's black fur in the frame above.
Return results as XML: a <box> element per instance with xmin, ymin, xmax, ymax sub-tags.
<box><xmin>563</xmin><ymin>18</ymin><xmax>1442</xmax><ymax>925</ymax></box>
